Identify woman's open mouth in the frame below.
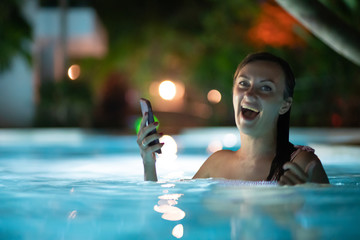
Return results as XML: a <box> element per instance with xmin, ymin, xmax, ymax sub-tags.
<box><xmin>241</xmin><ymin>106</ymin><xmax>260</xmax><ymax>121</ymax></box>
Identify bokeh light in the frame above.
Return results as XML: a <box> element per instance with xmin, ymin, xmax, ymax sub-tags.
<box><xmin>159</xmin><ymin>135</ymin><xmax>177</xmax><ymax>155</ymax></box>
<box><xmin>207</xmin><ymin>89</ymin><xmax>222</xmax><ymax>104</ymax></box>
<box><xmin>159</xmin><ymin>80</ymin><xmax>176</xmax><ymax>100</ymax></box>
<box><xmin>134</xmin><ymin>115</ymin><xmax>159</xmax><ymax>134</ymax></box>
<box><xmin>68</xmin><ymin>64</ymin><xmax>81</xmax><ymax>80</ymax></box>
<box><xmin>222</xmin><ymin>133</ymin><xmax>238</xmax><ymax>148</ymax></box>
<box><xmin>207</xmin><ymin>140</ymin><xmax>223</xmax><ymax>153</ymax></box>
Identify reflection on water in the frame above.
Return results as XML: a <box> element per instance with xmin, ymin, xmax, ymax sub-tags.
<box><xmin>154</xmin><ymin>183</ymin><xmax>186</xmax><ymax>238</ymax></box>
<box><xmin>68</xmin><ymin>210</ymin><xmax>77</xmax><ymax>220</ymax></box>
<box><xmin>204</xmin><ymin>183</ymin><xmax>330</xmax><ymax>239</ymax></box>
<box><xmin>172</xmin><ymin>224</ymin><xmax>184</xmax><ymax>239</ymax></box>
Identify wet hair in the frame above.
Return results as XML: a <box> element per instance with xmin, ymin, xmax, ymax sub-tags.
<box><xmin>233</xmin><ymin>52</ymin><xmax>296</xmax><ymax>181</ymax></box>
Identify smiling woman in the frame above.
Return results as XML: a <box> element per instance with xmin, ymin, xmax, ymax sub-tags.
<box><xmin>138</xmin><ymin>52</ymin><xmax>329</xmax><ymax>185</ymax></box>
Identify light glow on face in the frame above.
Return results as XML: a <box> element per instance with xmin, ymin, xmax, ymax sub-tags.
<box><xmin>159</xmin><ymin>80</ymin><xmax>177</xmax><ymax>100</ymax></box>
<box><xmin>233</xmin><ymin>61</ymin><xmax>287</xmax><ymax>136</ymax></box>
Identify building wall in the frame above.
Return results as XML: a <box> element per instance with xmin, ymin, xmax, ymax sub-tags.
<box><xmin>0</xmin><ymin>56</ymin><xmax>35</xmax><ymax>127</ymax></box>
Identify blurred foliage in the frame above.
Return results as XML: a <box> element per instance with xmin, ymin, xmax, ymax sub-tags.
<box><xmin>82</xmin><ymin>0</ymin><xmax>261</xmax><ymax>125</ymax></box>
<box><xmin>33</xmin><ymin>0</ymin><xmax>360</xmax><ymax>127</ymax></box>
<box><xmin>34</xmin><ymin>79</ymin><xmax>93</xmax><ymax>127</ymax></box>
<box><xmin>78</xmin><ymin>0</ymin><xmax>360</xmax><ymax>127</ymax></box>
<box><xmin>0</xmin><ymin>0</ymin><xmax>31</xmax><ymax>73</ymax></box>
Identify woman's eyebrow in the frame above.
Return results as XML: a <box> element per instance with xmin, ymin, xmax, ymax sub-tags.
<box><xmin>260</xmin><ymin>79</ymin><xmax>275</xmax><ymax>83</ymax></box>
<box><xmin>238</xmin><ymin>74</ymin><xmax>249</xmax><ymax>79</ymax></box>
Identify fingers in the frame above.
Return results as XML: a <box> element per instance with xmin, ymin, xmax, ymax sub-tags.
<box><xmin>278</xmin><ymin>170</ymin><xmax>304</xmax><ymax>186</ymax></box>
<box><xmin>137</xmin><ymin>116</ymin><xmax>159</xmax><ymax>146</ymax></box>
<box><xmin>146</xmin><ymin>142</ymin><xmax>164</xmax><ymax>154</ymax></box>
<box><xmin>279</xmin><ymin>162</ymin><xmax>309</xmax><ymax>186</ymax></box>
<box><xmin>283</xmin><ymin>162</ymin><xmax>308</xmax><ymax>181</ymax></box>
<box><xmin>278</xmin><ymin>174</ymin><xmax>293</xmax><ymax>186</ymax></box>
<box><xmin>140</xmin><ymin>132</ymin><xmax>163</xmax><ymax>150</ymax></box>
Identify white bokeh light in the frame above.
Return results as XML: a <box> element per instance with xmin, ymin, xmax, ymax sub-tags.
<box><xmin>159</xmin><ymin>135</ymin><xmax>178</xmax><ymax>156</ymax></box>
<box><xmin>207</xmin><ymin>140</ymin><xmax>223</xmax><ymax>153</ymax></box>
<box><xmin>222</xmin><ymin>133</ymin><xmax>238</xmax><ymax>148</ymax></box>
<box><xmin>159</xmin><ymin>80</ymin><xmax>177</xmax><ymax>100</ymax></box>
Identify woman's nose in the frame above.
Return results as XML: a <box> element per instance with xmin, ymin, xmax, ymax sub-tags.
<box><xmin>244</xmin><ymin>87</ymin><xmax>256</xmax><ymax>99</ymax></box>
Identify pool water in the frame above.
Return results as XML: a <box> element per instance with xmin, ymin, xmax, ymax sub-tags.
<box><xmin>0</xmin><ymin>128</ymin><xmax>360</xmax><ymax>239</ymax></box>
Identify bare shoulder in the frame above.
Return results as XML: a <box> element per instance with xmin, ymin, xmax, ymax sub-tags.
<box><xmin>293</xmin><ymin>149</ymin><xmax>329</xmax><ymax>183</ymax></box>
<box><xmin>292</xmin><ymin>150</ymin><xmax>320</xmax><ymax>169</ymax></box>
<box><xmin>192</xmin><ymin>150</ymin><xmax>234</xmax><ymax>179</ymax></box>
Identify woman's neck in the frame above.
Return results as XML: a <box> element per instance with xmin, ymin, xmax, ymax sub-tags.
<box><xmin>238</xmin><ymin>130</ymin><xmax>277</xmax><ymax>162</ymax></box>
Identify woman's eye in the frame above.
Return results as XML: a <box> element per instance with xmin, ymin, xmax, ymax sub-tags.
<box><xmin>239</xmin><ymin>81</ymin><xmax>249</xmax><ymax>87</ymax></box>
<box><xmin>261</xmin><ymin>85</ymin><xmax>272</xmax><ymax>92</ymax></box>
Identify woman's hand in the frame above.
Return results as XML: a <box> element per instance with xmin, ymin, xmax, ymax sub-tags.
<box><xmin>278</xmin><ymin>161</ymin><xmax>316</xmax><ymax>186</ymax></box>
<box><xmin>137</xmin><ymin>113</ymin><xmax>164</xmax><ymax>181</ymax></box>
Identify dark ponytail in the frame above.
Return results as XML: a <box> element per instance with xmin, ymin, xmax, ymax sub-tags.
<box><xmin>234</xmin><ymin>52</ymin><xmax>296</xmax><ymax>181</ymax></box>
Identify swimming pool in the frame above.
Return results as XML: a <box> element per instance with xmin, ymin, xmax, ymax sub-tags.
<box><xmin>0</xmin><ymin>128</ymin><xmax>359</xmax><ymax>239</ymax></box>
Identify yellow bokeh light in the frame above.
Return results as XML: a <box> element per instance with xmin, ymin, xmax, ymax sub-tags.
<box><xmin>207</xmin><ymin>89</ymin><xmax>222</xmax><ymax>104</ymax></box>
<box><xmin>68</xmin><ymin>64</ymin><xmax>81</xmax><ymax>80</ymax></box>
<box><xmin>159</xmin><ymin>80</ymin><xmax>176</xmax><ymax>100</ymax></box>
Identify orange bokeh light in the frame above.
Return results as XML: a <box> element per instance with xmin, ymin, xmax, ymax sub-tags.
<box><xmin>207</xmin><ymin>89</ymin><xmax>222</xmax><ymax>104</ymax></box>
<box><xmin>248</xmin><ymin>2</ymin><xmax>306</xmax><ymax>47</ymax></box>
<box><xmin>68</xmin><ymin>64</ymin><xmax>81</xmax><ymax>80</ymax></box>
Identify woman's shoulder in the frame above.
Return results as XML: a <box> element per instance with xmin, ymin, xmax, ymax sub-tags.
<box><xmin>291</xmin><ymin>145</ymin><xmax>329</xmax><ymax>183</ymax></box>
<box><xmin>192</xmin><ymin>149</ymin><xmax>235</xmax><ymax>179</ymax></box>
<box><xmin>210</xmin><ymin>149</ymin><xmax>236</xmax><ymax>157</ymax></box>
<box><xmin>205</xmin><ymin>149</ymin><xmax>236</xmax><ymax>165</ymax></box>
<box><xmin>293</xmin><ymin>145</ymin><xmax>315</xmax><ymax>153</ymax></box>
<box><xmin>291</xmin><ymin>145</ymin><xmax>320</xmax><ymax>169</ymax></box>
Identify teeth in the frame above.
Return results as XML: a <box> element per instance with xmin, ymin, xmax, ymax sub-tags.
<box><xmin>242</xmin><ymin>106</ymin><xmax>259</xmax><ymax>113</ymax></box>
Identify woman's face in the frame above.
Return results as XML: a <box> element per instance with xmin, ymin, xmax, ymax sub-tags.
<box><xmin>233</xmin><ymin>60</ymin><xmax>292</xmax><ymax>137</ymax></box>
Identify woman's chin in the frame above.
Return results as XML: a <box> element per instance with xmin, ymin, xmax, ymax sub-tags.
<box><xmin>238</xmin><ymin>116</ymin><xmax>262</xmax><ymax>134</ymax></box>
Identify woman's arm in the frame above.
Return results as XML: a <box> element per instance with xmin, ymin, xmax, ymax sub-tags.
<box><xmin>136</xmin><ymin>113</ymin><xmax>164</xmax><ymax>181</ymax></box>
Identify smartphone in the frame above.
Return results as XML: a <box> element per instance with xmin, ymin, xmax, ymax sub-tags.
<box><xmin>140</xmin><ymin>98</ymin><xmax>161</xmax><ymax>153</ymax></box>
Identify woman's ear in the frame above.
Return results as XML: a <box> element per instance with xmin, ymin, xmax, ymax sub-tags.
<box><xmin>279</xmin><ymin>97</ymin><xmax>293</xmax><ymax>115</ymax></box>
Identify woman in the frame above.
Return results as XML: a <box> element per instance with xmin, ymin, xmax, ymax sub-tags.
<box><xmin>137</xmin><ymin>52</ymin><xmax>329</xmax><ymax>185</ymax></box>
